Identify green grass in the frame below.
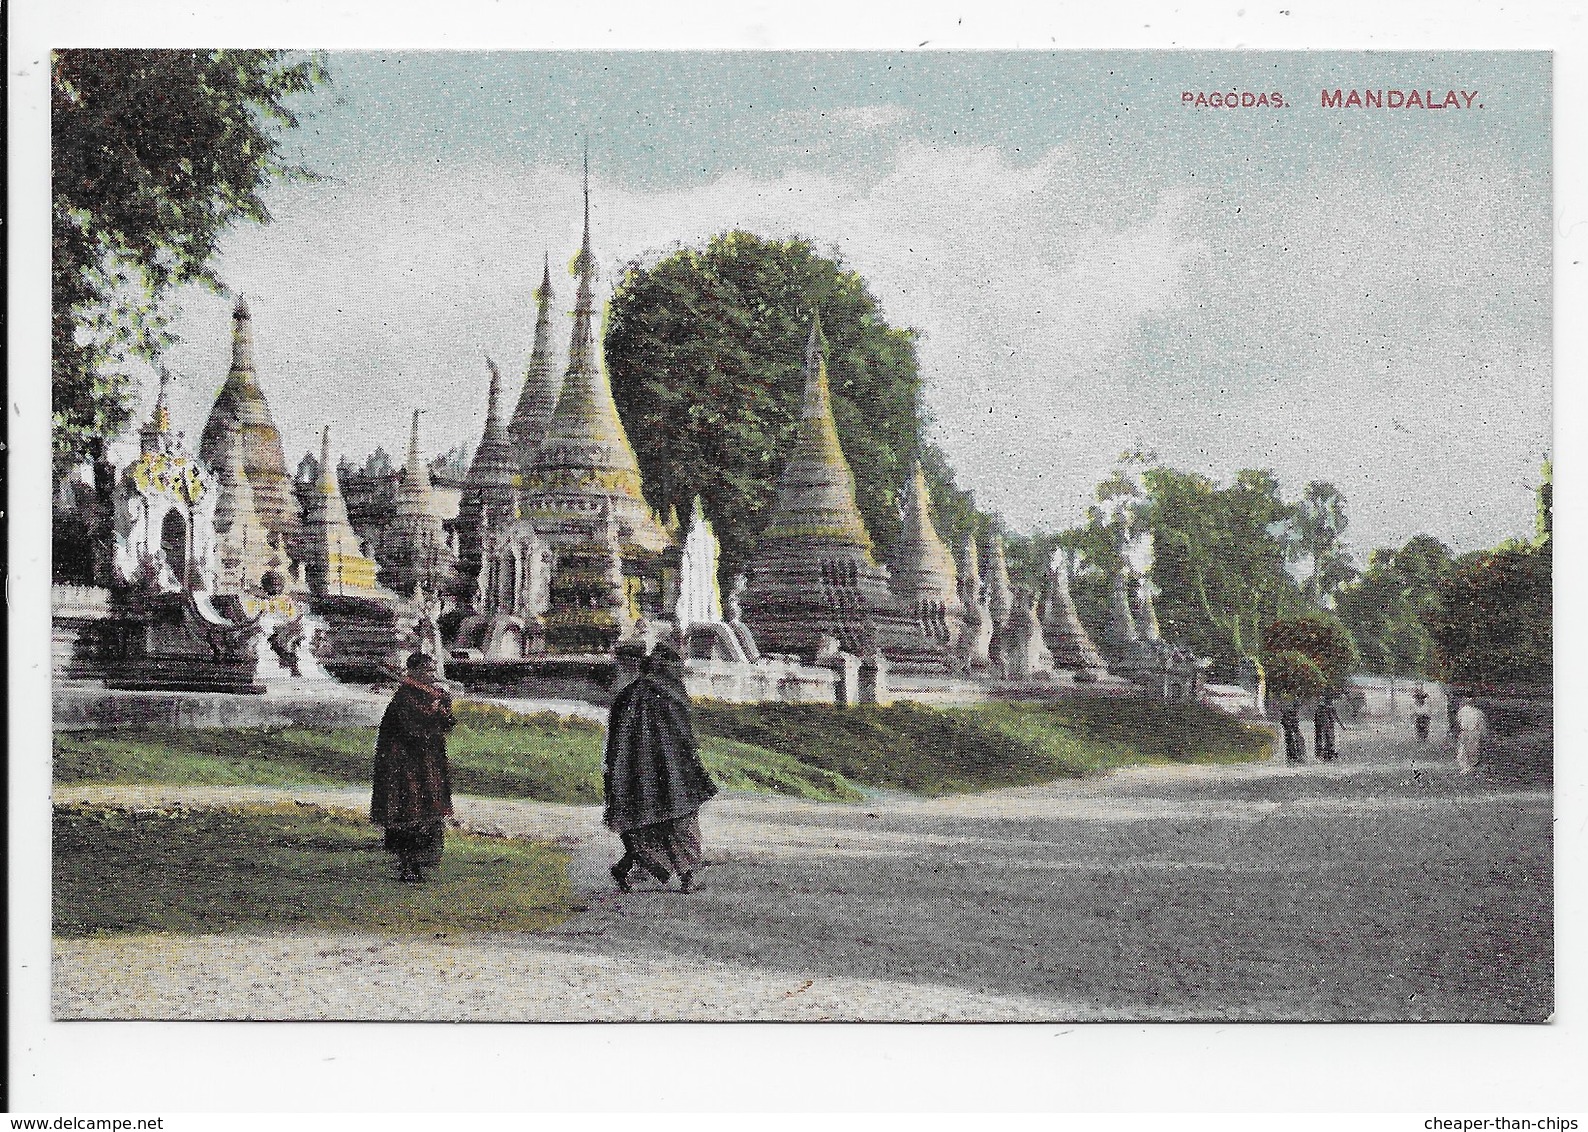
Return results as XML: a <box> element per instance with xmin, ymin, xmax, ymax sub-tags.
<box><xmin>54</xmin><ymin>694</ymin><xmax>1271</xmax><ymax>803</ymax></box>
<box><xmin>693</xmin><ymin>697</ymin><xmax>1274</xmax><ymax>796</ymax></box>
<box><xmin>52</xmin><ymin>803</ymin><xmax>579</xmax><ymax>938</ymax></box>
<box><xmin>53</xmin><ymin>701</ymin><xmax>862</xmax><ymax>804</ymax></box>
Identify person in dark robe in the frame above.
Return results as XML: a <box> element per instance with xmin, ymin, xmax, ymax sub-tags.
<box><xmin>1413</xmin><ymin>684</ymin><xmax>1432</xmax><ymax>742</ymax></box>
<box><xmin>371</xmin><ymin>652</ymin><xmax>455</xmax><ymax>883</ymax></box>
<box><xmin>604</xmin><ymin>644</ymin><xmax>718</xmax><ymax>894</ymax></box>
<box><xmin>1313</xmin><ymin>692</ymin><xmax>1340</xmax><ymax>762</ymax></box>
<box><xmin>1279</xmin><ymin>695</ymin><xmax>1306</xmax><ymax>763</ymax></box>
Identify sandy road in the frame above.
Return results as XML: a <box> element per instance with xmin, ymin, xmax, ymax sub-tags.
<box><xmin>52</xmin><ymin>718</ymin><xmax>1551</xmax><ymax>1021</ymax></box>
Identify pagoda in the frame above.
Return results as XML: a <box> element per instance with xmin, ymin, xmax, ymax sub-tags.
<box><xmin>378</xmin><ymin>410</ymin><xmax>456</xmax><ymax>597</ymax></box>
<box><xmin>740</xmin><ymin>314</ymin><xmax>938</xmax><ymax>667</ymax></box>
<box><xmin>890</xmin><ymin>460</ymin><xmax>964</xmax><ymax>651</ymax></box>
<box><xmin>508</xmin><ymin>254</ymin><xmax>563</xmax><ymax>478</ymax></box>
<box><xmin>302</xmin><ymin>425</ymin><xmax>384</xmax><ymax>599</ymax></box>
<box><xmin>954</xmin><ymin>534</ymin><xmax>993</xmax><ymax>669</ymax></box>
<box><xmin>984</xmin><ymin>534</ymin><xmax>1015</xmax><ymax>672</ymax></box>
<box><xmin>518</xmin><ymin>154</ymin><xmax>672</xmax><ymax>651</ymax></box>
<box><xmin>454</xmin><ymin>357</ymin><xmax>519</xmax><ymax>596</ymax></box>
<box><xmin>198</xmin><ymin>297</ymin><xmax>301</xmax><ymax>561</ymax></box>
<box><xmin>1040</xmin><ymin>552</ymin><xmax>1108</xmax><ymax>675</ymax></box>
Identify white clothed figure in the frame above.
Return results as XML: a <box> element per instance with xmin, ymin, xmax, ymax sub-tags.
<box><xmin>1455</xmin><ymin>701</ymin><xmax>1487</xmax><ymax>774</ymax></box>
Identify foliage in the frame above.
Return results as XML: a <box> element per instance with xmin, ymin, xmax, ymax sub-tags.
<box><xmin>51</xmin><ymin>49</ymin><xmax>326</xmax><ymax>474</ymax></box>
<box><xmin>1261</xmin><ymin>650</ymin><xmax>1327</xmax><ymax>699</ymax></box>
<box><xmin>1055</xmin><ymin>454</ymin><xmax>1317</xmax><ymax>679</ymax></box>
<box><xmin>1421</xmin><ymin>457</ymin><xmax>1551</xmax><ymax>689</ymax></box>
<box><xmin>1261</xmin><ymin>614</ymin><xmax>1360</xmax><ymax>693</ymax></box>
<box><xmin>1334</xmin><ymin>535</ymin><xmax>1453</xmax><ymax>680</ymax></box>
<box><xmin>1293</xmin><ymin>481</ymin><xmax>1358</xmax><ymax>604</ymax></box>
<box><xmin>53</xmin><ymin>803</ymin><xmax>577</xmax><ymax>938</ymax></box>
<box><xmin>605</xmin><ymin>231</ymin><xmax>986</xmax><ymax>582</ymax></box>
<box><xmin>1426</xmin><ymin>544</ymin><xmax>1552</xmax><ymax>688</ymax></box>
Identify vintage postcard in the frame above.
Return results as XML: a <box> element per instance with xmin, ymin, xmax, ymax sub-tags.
<box><xmin>32</xmin><ymin>35</ymin><xmax>1559</xmax><ymax>1065</ymax></box>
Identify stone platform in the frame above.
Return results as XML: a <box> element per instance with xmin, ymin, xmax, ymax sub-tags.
<box><xmin>54</xmin><ymin>681</ymin><xmax>390</xmax><ymax>732</ymax></box>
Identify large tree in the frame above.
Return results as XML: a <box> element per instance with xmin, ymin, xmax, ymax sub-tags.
<box><xmin>1335</xmin><ymin>534</ymin><xmax>1454</xmax><ymax>682</ymax></box>
<box><xmin>52</xmin><ymin>49</ymin><xmax>326</xmax><ymax>476</ymax></box>
<box><xmin>1054</xmin><ymin>455</ymin><xmax>1321</xmax><ymax>679</ymax></box>
<box><xmin>605</xmin><ymin>231</ymin><xmax>986</xmax><ymax>581</ymax></box>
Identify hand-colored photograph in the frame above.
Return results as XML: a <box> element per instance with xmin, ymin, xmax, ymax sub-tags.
<box><xmin>49</xmin><ymin>49</ymin><xmax>1552</xmax><ymax>1022</ymax></box>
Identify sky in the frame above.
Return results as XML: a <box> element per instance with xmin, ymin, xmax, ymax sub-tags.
<box><xmin>146</xmin><ymin>50</ymin><xmax>1553</xmax><ymax>555</ymax></box>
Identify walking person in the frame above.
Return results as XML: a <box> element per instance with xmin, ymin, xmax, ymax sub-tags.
<box><xmin>371</xmin><ymin>652</ymin><xmax>456</xmax><ymax>884</ymax></box>
<box><xmin>1412</xmin><ymin>684</ymin><xmax>1432</xmax><ymax>742</ymax></box>
<box><xmin>1455</xmin><ymin>696</ymin><xmax>1487</xmax><ymax>776</ymax></box>
<box><xmin>1280</xmin><ymin>695</ymin><xmax>1306</xmax><ymax>763</ymax></box>
<box><xmin>1313</xmin><ymin>692</ymin><xmax>1340</xmax><ymax>762</ymax></box>
<box><xmin>604</xmin><ymin>644</ymin><xmax>718</xmax><ymax>894</ymax></box>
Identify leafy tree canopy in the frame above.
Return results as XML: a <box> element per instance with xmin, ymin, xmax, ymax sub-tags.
<box><xmin>1262</xmin><ymin>614</ymin><xmax>1360</xmax><ymax>694</ymax></box>
<box><xmin>605</xmin><ymin>231</ymin><xmax>986</xmax><ymax>582</ymax></box>
<box><xmin>1334</xmin><ymin>535</ymin><xmax>1454</xmax><ymax>681</ymax></box>
<box><xmin>1425</xmin><ymin>457</ymin><xmax>1552</xmax><ymax>689</ymax></box>
<box><xmin>1050</xmin><ymin>453</ymin><xmax>1323</xmax><ymax>679</ymax></box>
<box><xmin>52</xmin><ymin>49</ymin><xmax>326</xmax><ymax>475</ymax></box>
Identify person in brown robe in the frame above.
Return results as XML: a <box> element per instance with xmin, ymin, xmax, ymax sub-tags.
<box><xmin>371</xmin><ymin>652</ymin><xmax>456</xmax><ymax>883</ymax></box>
<box><xmin>604</xmin><ymin>644</ymin><xmax>718</xmax><ymax>894</ymax></box>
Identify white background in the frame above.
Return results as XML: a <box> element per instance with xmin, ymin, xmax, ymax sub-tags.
<box><xmin>8</xmin><ymin>0</ymin><xmax>1587</xmax><ymax>1115</ymax></box>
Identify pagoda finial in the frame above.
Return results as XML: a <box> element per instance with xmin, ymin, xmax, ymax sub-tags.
<box><xmin>405</xmin><ymin>408</ymin><xmax>433</xmax><ymax>492</ymax></box>
<box><xmin>230</xmin><ymin>294</ymin><xmax>255</xmax><ymax>373</ymax></box>
<box><xmin>483</xmin><ymin>356</ymin><xmax>505</xmax><ymax>438</ymax></box>
<box><xmin>806</xmin><ymin>309</ymin><xmax>824</xmax><ymax>374</ymax></box>
<box><xmin>318</xmin><ymin>425</ymin><xmax>335</xmax><ymax>493</ymax></box>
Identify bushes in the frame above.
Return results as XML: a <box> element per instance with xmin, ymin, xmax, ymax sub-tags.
<box><xmin>1427</xmin><ymin>544</ymin><xmax>1552</xmax><ymax>688</ymax></box>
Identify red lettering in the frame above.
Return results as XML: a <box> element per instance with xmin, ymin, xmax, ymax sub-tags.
<box><xmin>1182</xmin><ymin>91</ymin><xmax>1194</xmax><ymax>104</ymax></box>
<box><xmin>1407</xmin><ymin>89</ymin><xmax>1424</xmax><ymax>108</ymax></box>
<box><xmin>1388</xmin><ymin>89</ymin><xmax>1405</xmax><ymax>108</ymax></box>
<box><xmin>1366</xmin><ymin>89</ymin><xmax>1383</xmax><ymax>108</ymax></box>
<box><xmin>1322</xmin><ymin>89</ymin><xmax>1343</xmax><ymax>108</ymax></box>
<box><xmin>1345</xmin><ymin>90</ymin><xmax>1362</xmax><ymax>108</ymax></box>
<box><xmin>1462</xmin><ymin>90</ymin><xmax>1477</xmax><ymax>108</ymax></box>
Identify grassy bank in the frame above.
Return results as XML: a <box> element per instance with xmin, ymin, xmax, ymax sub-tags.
<box><xmin>53</xmin><ymin>703</ymin><xmax>861</xmax><ymax>803</ymax></box>
<box><xmin>53</xmin><ymin>803</ymin><xmax>579</xmax><ymax>938</ymax></box>
<box><xmin>55</xmin><ymin>696</ymin><xmax>1270</xmax><ymax>803</ymax></box>
<box><xmin>695</xmin><ymin>697</ymin><xmax>1272</xmax><ymax>795</ymax></box>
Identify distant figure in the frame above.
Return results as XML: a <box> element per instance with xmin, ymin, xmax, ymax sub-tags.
<box><xmin>1412</xmin><ymin>684</ymin><xmax>1432</xmax><ymax>742</ymax></box>
<box><xmin>1455</xmin><ymin>698</ymin><xmax>1487</xmax><ymax>775</ymax></box>
<box><xmin>604</xmin><ymin>644</ymin><xmax>718</xmax><ymax>894</ymax></box>
<box><xmin>371</xmin><ymin>652</ymin><xmax>456</xmax><ymax>884</ymax></box>
<box><xmin>1280</xmin><ymin>696</ymin><xmax>1306</xmax><ymax>763</ymax></box>
<box><xmin>1314</xmin><ymin>693</ymin><xmax>1340</xmax><ymax>762</ymax></box>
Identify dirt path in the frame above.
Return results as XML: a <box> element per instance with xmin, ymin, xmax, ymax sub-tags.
<box><xmin>52</xmin><ymin>717</ymin><xmax>1552</xmax><ymax>1021</ymax></box>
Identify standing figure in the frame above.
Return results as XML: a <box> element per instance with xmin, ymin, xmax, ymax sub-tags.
<box><xmin>1412</xmin><ymin>684</ymin><xmax>1432</xmax><ymax>742</ymax></box>
<box><xmin>1313</xmin><ymin>693</ymin><xmax>1340</xmax><ymax>762</ymax></box>
<box><xmin>1280</xmin><ymin>696</ymin><xmax>1306</xmax><ymax>764</ymax></box>
<box><xmin>1455</xmin><ymin>697</ymin><xmax>1487</xmax><ymax>775</ymax></box>
<box><xmin>371</xmin><ymin>652</ymin><xmax>456</xmax><ymax>884</ymax></box>
<box><xmin>604</xmin><ymin>644</ymin><xmax>718</xmax><ymax>894</ymax></box>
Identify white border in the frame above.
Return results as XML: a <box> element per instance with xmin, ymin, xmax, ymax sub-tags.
<box><xmin>9</xmin><ymin>0</ymin><xmax>1586</xmax><ymax>1114</ymax></box>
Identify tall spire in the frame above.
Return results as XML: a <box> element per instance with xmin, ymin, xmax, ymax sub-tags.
<box><xmin>985</xmin><ymin>535</ymin><xmax>1013</xmax><ymax>627</ymax></box>
<box><xmin>302</xmin><ymin>423</ymin><xmax>382</xmax><ymax>597</ymax></box>
<box><xmin>457</xmin><ymin>357</ymin><xmax>522</xmax><ymax>593</ymax></box>
<box><xmin>405</xmin><ymin>409</ymin><xmax>432</xmax><ymax>493</ymax></box>
<box><xmin>891</xmin><ymin>460</ymin><xmax>960</xmax><ymax>609</ymax></box>
<box><xmin>199</xmin><ymin>295</ymin><xmax>299</xmax><ymax>557</ymax></box>
<box><xmin>1041</xmin><ymin>550</ymin><xmax>1107</xmax><ymax>673</ymax></box>
<box><xmin>231</xmin><ymin>295</ymin><xmax>255</xmax><ymax>373</ymax></box>
<box><xmin>522</xmin><ymin>150</ymin><xmax>669</xmax><ymax>554</ymax></box>
<box><xmin>759</xmin><ymin>311</ymin><xmax>875</xmax><ymax>559</ymax></box>
<box><xmin>509</xmin><ymin>252</ymin><xmax>563</xmax><ymax>473</ymax></box>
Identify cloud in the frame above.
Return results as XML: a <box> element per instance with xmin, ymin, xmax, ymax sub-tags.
<box><xmin>148</xmin><ymin>131</ymin><xmax>1548</xmax><ymax>555</ymax></box>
